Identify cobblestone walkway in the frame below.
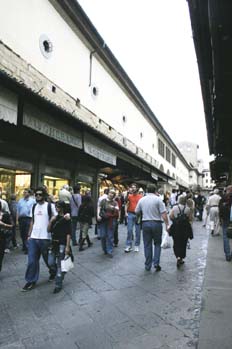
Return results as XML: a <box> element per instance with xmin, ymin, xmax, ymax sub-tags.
<box><xmin>0</xmin><ymin>221</ymin><xmax>208</xmax><ymax>348</ymax></box>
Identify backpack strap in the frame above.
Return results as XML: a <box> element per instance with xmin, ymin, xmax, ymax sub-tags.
<box><xmin>47</xmin><ymin>202</ymin><xmax>52</xmax><ymax>220</ymax></box>
<box><xmin>32</xmin><ymin>203</ymin><xmax>37</xmax><ymax>223</ymax></box>
<box><xmin>32</xmin><ymin>202</ymin><xmax>52</xmax><ymax>222</ymax></box>
<box><xmin>71</xmin><ymin>194</ymin><xmax>79</xmax><ymax>208</ymax></box>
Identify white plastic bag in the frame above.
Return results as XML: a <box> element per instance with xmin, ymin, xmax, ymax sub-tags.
<box><xmin>61</xmin><ymin>256</ymin><xmax>74</xmax><ymax>272</ymax></box>
<box><xmin>161</xmin><ymin>231</ymin><xmax>171</xmax><ymax>249</ymax></box>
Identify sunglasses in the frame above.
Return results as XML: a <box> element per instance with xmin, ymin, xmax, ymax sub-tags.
<box><xmin>35</xmin><ymin>192</ymin><xmax>43</xmax><ymax>197</ymax></box>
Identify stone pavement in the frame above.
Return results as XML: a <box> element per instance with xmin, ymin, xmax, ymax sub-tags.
<box><xmin>0</xmin><ymin>221</ymin><xmax>209</xmax><ymax>349</ymax></box>
<box><xmin>198</xmin><ymin>231</ymin><xmax>232</xmax><ymax>349</ymax></box>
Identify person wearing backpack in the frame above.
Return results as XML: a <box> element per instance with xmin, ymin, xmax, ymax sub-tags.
<box><xmin>169</xmin><ymin>195</ymin><xmax>193</xmax><ymax>268</ymax></box>
<box><xmin>21</xmin><ymin>187</ymin><xmax>57</xmax><ymax>291</ymax></box>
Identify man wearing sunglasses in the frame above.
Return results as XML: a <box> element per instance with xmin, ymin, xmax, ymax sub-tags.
<box><xmin>22</xmin><ymin>187</ymin><xmax>57</xmax><ymax>291</ymax></box>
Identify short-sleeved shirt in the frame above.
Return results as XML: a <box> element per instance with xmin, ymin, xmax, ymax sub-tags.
<box><xmin>17</xmin><ymin>197</ymin><xmax>36</xmax><ymax>218</ymax></box>
<box><xmin>51</xmin><ymin>215</ymin><xmax>72</xmax><ymax>245</ymax></box>
<box><xmin>135</xmin><ymin>194</ymin><xmax>166</xmax><ymax>221</ymax></box>
<box><xmin>127</xmin><ymin>194</ymin><xmax>142</xmax><ymax>213</ymax></box>
<box><xmin>30</xmin><ymin>202</ymin><xmax>56</xmax><ymax>239</ymax></box>
<box><xmin>70</xmin><ymin>193</ymin><xmax>82</xmax><ymax>217</ymax></box>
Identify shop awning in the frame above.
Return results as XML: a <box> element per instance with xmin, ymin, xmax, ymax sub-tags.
<box><xmin>0</xmin><ymin>86</ymin><xmax>18</xmax><ymax>125</ymax></box>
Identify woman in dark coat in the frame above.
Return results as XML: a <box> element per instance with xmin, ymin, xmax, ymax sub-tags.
<box><xmin>169</xmin><ymin>196</ymin><xmax>193</xmax><ymax>267</ymax></box>
<box><xmin>0</xmin><ymin>201</ymin><xmax>13</xmax><ymax>271</ymax></box>
<box><xmin>78</xmin><ymin>195</ymin><xmax>94</xmax><ymax>251</ymax></box>
<box><xmin>47</xmin><ymin>201</ymin><xmax>71</xmax><ymax>293</ymax></box>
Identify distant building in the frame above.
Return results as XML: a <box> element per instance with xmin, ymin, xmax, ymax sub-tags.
<box><xmin>177</xmin><ymin>142</ymin><xmax>199</xmax><ymax>168</ymax></box>
<box><xmin>202</xmin><ymin>169</ymin><xmax>215</xmax><ymax>190</ymax></box>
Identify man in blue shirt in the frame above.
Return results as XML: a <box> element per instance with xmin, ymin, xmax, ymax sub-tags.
<box><xmin>17</xmin><ymin>189</ymin><xmax>35</xmax><ymax>254</ymax></box>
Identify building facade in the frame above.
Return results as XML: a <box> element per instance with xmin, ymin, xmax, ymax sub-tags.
<box><xmin>0</xmin><ymin>0</ymin><xmax>192</xmax><ymax>202</ymax></box>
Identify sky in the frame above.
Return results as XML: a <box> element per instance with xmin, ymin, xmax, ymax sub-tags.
<box><xmin>78</xmin><ymin>0</ymin><xmax>211</xmax><ymax>167</ymax></box>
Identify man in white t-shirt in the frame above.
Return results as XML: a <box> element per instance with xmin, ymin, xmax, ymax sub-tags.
<box><xmin>22</xmin><ymin>187</ymin><xmax>57</xmax><ymax>291</ymax></box>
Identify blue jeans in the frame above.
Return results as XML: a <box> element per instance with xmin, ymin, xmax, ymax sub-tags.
<box><xmin>25</xmin><ymin>239</ymin><xmax>56</xmax><ymax>283</ymax></box>
<box><xmin>222</xmin><ymin>223</ymin><xmax>231</xmax><ymax>257</ymax></box>
<box><xmin>126</xmin><ymin>212</ymin><xmax>141</xmax><ymax>247</ymax></box>
<box><xmin>142</xmin><ymin>221</ymin><xmax>162</xmax><ymax>269</ymax></box>
<box><xmin>48</xmin><ymin>244</ymin><xmax>65</xmax><ymax>288</ymax></box>
<box><xmin>100</xmin><ymin>220</ymin><xmax>116</xmax><ymax>254</ymax></box>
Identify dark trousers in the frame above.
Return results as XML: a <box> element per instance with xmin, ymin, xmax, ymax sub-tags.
<box><xmin>114</xmin><ymin>221</ymin><xmax>119</xmax><ymax>245</ymax></box>
<box><xmin>172</xmin><ymin>237</ymin><xmax>188</xmax><ymax>259</ymax></box>
<box><xmin>0</xmin><ymin>235</ymin><xmax>6</xmax><ymax>271</ymax></box>
<box><xmin>18</xmin><ymin>217</ymin><xmax>31</xmax><ymax>251</ymax></box>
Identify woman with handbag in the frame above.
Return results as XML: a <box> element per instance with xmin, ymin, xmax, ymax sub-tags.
<box><xmin>78</xmin><ymin>195</ymin><xmax>94</xmax><ymax>251</ymax></box>
<box><xmin>169</xmin><ymin>196</ymin><xmax>193</xmax><ymax>268</ymax></box>
<box><xmin>0</xmin><ymin>201</ymin><xmax>13</xmax><ymax>272</ymax></box>
<box><xmin>97</xmin><ymin>189</ymin><xmax>119</xmax><ymax>258</ymax></box>
<box><xmin>47</xmin><ymin>200</ymin><xmax>72</xmax><ymax>293</ymax></box>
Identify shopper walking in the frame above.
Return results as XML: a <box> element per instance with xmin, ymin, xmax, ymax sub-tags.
<box><xmin>17</xmin><ymin>189</ymin><xmax>35</xmax><ymax>254</ymax></box>
<box><xmin>219</xmin><ymin>185</ymin><xmax>232</xmax><ymax>261</ymax></box>
<box><xmin>169</xmin><ymin>196</ymin><xmax>193</xmax><ymax>268</ymax></box>
<box><xmin>22</xmin><ymin>187</ymin><xmax>56</xmax><ymax>291</ymax></box>
<box><xmin>0</xmin><ymin>201</ymin><xmax>13</xmax><ymax>271</ymax></box>
<box><xmin>208</xmin><ymin>188</ymin><xmax>221</xmax><ymax>236</ymax></box>
<box><xmin>47</xmin><ymin>201</ymin><xmax>72</xmax><ymax>293</ymax></box>
<box><xmin>78</xmin><ymin>195</ymin><xmax>94</xmax><ymax>251</ymax></box>
<box><xmin>70</xmin><ymin>185</ymin><xmax>82</xmax><ymax>246</ymax></box>
<box><xmin>97</xmin><ymin>189</ymin><xmax>119</xmax><ymax>258</ymax></box>
<box><xmin>135</xmin><ymin>184</ymin><xmax>169</xmax><ymax>271</ymax></box>
<box><xmin>124</xmin><ymin>183</ymin><xmax>142</xmax><ymax>252</ymax></box>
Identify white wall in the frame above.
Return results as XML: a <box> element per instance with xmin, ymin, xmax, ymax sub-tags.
<box><xmin>0</xmin><ymin>0</ymin><xmax>189</xmax><ymax>185</ymax></box>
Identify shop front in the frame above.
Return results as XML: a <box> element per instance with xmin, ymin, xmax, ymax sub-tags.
<box><xmin>0</xmin><ymin>155</ymin><xmax>34</xmax><ymax>200</ymax></box>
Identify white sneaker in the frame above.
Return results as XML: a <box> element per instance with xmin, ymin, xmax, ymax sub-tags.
<box><xmin>134</xmin><ymin>246</ymin><xmax>139</xmax><ymax>252</ymax></box>
<box><xmin>124</xmin><ymin>246</ymin><xmax>132</xmax><ymax>253</ymax></box>
<box><xmin>4</xmin><ymin>249</ymin><xmax>10</xmax><ymax>253</ymax></box>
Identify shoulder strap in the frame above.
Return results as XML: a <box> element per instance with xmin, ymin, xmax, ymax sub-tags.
<box><xmin>32</xmin><ymin>203</ymin><xmax>37</xmax><ymax>223</ymax></box>
<box><xmin>72</xmin><ymin>194</ymin><xmax>79</xmax><ymax>208</ymax></box>
<box><xmin>47</xmin><ymin>202</ymin><xmax>52</xmax><ymax>220</ymax></box>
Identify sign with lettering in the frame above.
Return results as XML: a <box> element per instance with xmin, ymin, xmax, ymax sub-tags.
<box><xmin>84</xmin><ymin>133</ymin><xmax>116</xmax><ymax>166</ymax></box>
<box><xmin>23</xmin><ymin>104</ymin><xmax>82</xmax><ymax>149</ymax></box>
<box><xmin>0</xmin><ymin>155</ymin><xmax>33</xmax><ymax>171</ymax></box>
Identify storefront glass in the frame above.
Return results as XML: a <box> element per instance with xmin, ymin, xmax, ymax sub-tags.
<box><xmin>77</xmin><ymin>182</ymin><xmax>92</xmax><ymax>196</ymax></box>
<box><xmin>43</xmin><ymin>176</ymin><xmax>69</xmax><ymax>201</ymax></box>
<box><xmin>0</xmin><ymin>168</ymin><xmax>31</xmax><ymax>200</ymax></box>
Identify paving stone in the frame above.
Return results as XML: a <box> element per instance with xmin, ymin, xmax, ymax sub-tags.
<box><xmin>0</xmin><ymin>222</ymin><xmax>208</xmax><ymax>348</ymax></box>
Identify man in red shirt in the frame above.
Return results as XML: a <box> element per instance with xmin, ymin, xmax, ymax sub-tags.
<box><xmin>124</xmin><ymin>183</ymin><xmax>142</xmax><ymax>252</ymax></box>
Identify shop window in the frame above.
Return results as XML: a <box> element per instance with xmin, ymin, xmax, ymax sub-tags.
<box><xmin>0</xmin><ymin>168</ymin><xmax>31</xmax><ymax>200</ymax></box>
<box><xmin>43</xmin><ymin>176</ymin><xmax>69</xmax><ymax>201</ymax></box>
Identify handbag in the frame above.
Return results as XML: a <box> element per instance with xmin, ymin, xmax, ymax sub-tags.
<box><xmin>61</xmin><ymin>255</ymin><xmax>74</xmax><ymax>272</ymax></box>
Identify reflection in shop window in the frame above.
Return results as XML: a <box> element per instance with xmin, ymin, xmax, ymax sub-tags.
<box><xmin>0</xmin><ymin>168</ymin><xmax>31</xmax><ymax>200</ymax></box>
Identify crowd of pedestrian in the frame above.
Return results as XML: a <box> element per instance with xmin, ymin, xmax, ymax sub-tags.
<box><xmin>1</xmin><ymin>181</ymin><xmax>232</xmax><ymax>294</ymax></box>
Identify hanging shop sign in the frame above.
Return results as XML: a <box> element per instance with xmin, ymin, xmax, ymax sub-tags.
<box><xmin>77</xmin><ymin>173</ymin><xmax>94</xmax><ymax>183</ymax></box>
<box><xmin>23</xmin><ymin>104</ymin><xmax>82</xmax><ymax>149</ymax></box>
<box><xmin>0</xmin><ymin>155</ymin><xmax>33</xmax><ymax>172</ymax></box>
<box><xmin>44</xmin><ymin>165</ymin><xmax>71</xmax><ymax>179</ymax></box>
<box><xmin>0</xmin><ymin>86</ymin><xmax>18</xmax><ymax>125</ymax></box>
<box><xmin>84</xmin><ymin>133</ymin><xmax>116</xmax><ymax>166</ymax></box>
